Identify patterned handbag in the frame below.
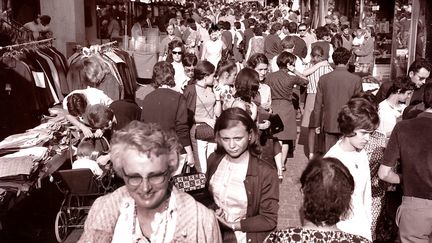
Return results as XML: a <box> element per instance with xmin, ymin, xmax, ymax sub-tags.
<box><xmin>172</xmin><ymin>163</ymin><xmax>206</xmax><ymax>193</ymax></box>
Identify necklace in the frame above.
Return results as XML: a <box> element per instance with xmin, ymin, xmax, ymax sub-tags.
<box><xmin>133</xmin><ymin>197</ymin><xmax>170</xmax><ymax>243</ymax></box>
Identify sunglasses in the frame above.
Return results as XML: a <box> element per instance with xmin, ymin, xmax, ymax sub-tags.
<box><xmin>172</xmin><ymin>51</ymin><xmax>182</xmax><ymax>55</ymax></box>
<box><xmin>298</xmin><ymin>29</ymin><xmax>307</xmax><ymax>32</ymax></box>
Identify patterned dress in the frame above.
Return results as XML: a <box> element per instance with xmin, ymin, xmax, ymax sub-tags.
<box><xmin>265</xmin><ymin>228</ymin><xmax>371</xmax><ymax>243</ymax></box>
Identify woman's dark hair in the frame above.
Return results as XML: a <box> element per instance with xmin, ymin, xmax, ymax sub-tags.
<box><xmin>190</xmin><ymin>60</ymin><xmax>215</xmax><ymax>84</ymax></box>
<box><xmin>338</xmin><ymin>98</ymin><xmax>379</xmax><ymax>136</ymax></box>
<box><xmin>216</xmin><ymin>59</ymin><xmax>237</xmax><ymax>78</ymax></box>
<box><xmin>301</xmin><ymin>156</ymin><xmax>354</xmax><ymax>227</ymax></box>
<box><xmin>67</xmin><ymin>93</ymin><xmax>87</xmax><ymax>117</ymax></box>
<box><xmin>214</xmin><ymin>108</ymin><xmax>261</xmax><ymax>157</ymax></box>
<box><xmin>208</xmin><ymin>24</ymin><xmax>220</xmax><ymax>35</ymax></box>
<box><xmin>166</xmin><ymin>39</ymin><xmax>184</xmax><ymax>63</ymax></box>
<box><xmin>39</xmin><ymin>15</ymin><xmax>51</xmax><ymax>26</ymax></box>
<box><xmin>386</xmin><ymin>76</ymin><xmax>415</xmax><ymax>98</ymax></box>
<box><xmin>151</xmin><ymin>61</ymin><xmax>175</xmax><ymax>88</ymax></box>
<box><xmin>281</xmin><ymin>36</ymin><xmax>295</xmax><ymax>50</ymax></box>
<box><xmin>182</xmin><ymin>53</ymin><xmax>198</xmax><ymax>67</ymax></box>
<box><xmin>253</xmin><ymin>25</ymin><xmax>264</xmax><ymax>36</ymax></box>
<box><xmin>247</xmin><ymin>53</ymin><xmax>269</xmax><ymax>69</ymax></box>
<box><xmin>85</xmin><ymin>104</ymin><xmax>114</xmax><ymax>129</ymax></box>
<box><xmin>269</xmin><ymin>22</ymin><xmax>282</xmax><ymax>35</ymax></box>
<box><xmin>234</xmin><ymin>67</ymin><xmax>259</xmax><ymax>103</ymax></box>
<box><xmin>311</xmin><ymin>45</ymin><xmax>324</xmax><ymax>58</ymax></box>
<box><xmin>276</xmin><ymin>51</ymin><xmax>296</xmax><ymax>69</ymax></box>
<box><xmin>314</xmin><ymin>26</ymin><xmax>330</xmax><ymax>40</ymax></box>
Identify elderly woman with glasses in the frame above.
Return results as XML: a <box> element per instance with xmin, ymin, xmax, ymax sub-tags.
<box><xmin>79</xmin><ymin>121</ymin><xmax>222</xmax><ymax>243</ymax></box>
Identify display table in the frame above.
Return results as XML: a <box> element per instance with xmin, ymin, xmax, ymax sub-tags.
<box><xmin>0</xmin><ymin>116</ymin><xmax>79</xmax><ymax>229</ymax></box>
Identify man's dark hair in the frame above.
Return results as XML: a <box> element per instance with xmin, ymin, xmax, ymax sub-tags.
<box><xmin>332</xmin><ymin>47</ymin><xmax>351</xmax><ymax>65</ymax></box>
<box><xmin>287</xmin><ymin>22</ymin><xmax>298</xmax><ymax>34</ymax></box>
<box><xmin>408</xmin><ymin>58</ymin><xmax>432</xmax><ymax>74</ymax></box>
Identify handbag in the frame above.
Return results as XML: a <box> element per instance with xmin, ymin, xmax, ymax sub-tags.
<box><xmin>262</xmin><ymin>113</ymin><xmax>284</xmax><ymax>138</ymax></box>
<box><xmin>195</xmin><ymin>123</ymin><xmax>215</xmax><ymax>141</ymax></box>
<box><xmin>172</xmin><ymin>163</ymin><xmax>206</xmax><ymax>193</ymax></box>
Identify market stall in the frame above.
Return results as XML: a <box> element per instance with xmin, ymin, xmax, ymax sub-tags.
<box><xmin>96</xmin><ymin>0</ymin><xmax>185</xmax><ymax>79</ymax></box>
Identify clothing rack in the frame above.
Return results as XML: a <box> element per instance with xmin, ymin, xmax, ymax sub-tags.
<box><xmin>99</xmin><ymin>41</ymin><xmax>117</xmax><ymax>48</ymax></box>
<box><xmin>0</xmin><ymin>38</ymin><xmax>56</xmax><ymax>51</ymax></box>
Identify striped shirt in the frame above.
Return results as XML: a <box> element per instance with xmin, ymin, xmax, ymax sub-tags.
<box><xmin>306</xmin><ymin>63</ymin><xmax>333</xmax><ymax>94</ymax></box>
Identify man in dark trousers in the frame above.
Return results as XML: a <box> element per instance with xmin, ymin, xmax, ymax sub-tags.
<box><xmin>378</xmin><ymin>82</ymin><xmax>432</xmax><ymax>243</ymax></box>
<box><xmin>310</xmin><ymin>47</ymin><xmax>362</xmax><ymax>152</ymax></box>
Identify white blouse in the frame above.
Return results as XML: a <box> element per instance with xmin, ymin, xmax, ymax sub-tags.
<box><xmin>325</xmin><ymin>140</ymin><xmax>372</xmax><ymax>241</ymax></box>
<box><xmin>377</xmin><ymin>100</ymin><xmax>406</xmax><ymax>138</ymax></box>
<box><xmin>209</xmin><ymin>156</ymin><xmax>248</xmax><ymax>243</ymax></box>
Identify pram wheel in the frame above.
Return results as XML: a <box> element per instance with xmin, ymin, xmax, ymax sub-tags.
<box><xmin>54</xmin><ymin>210</ymin><xmax>69</xmax><ymax>242</ymax></box>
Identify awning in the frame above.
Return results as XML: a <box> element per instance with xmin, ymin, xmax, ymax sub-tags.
<box><xmin>98</xmin><ymin>0</ymin><xmax>185</xmax><ymax>5</ymax></box>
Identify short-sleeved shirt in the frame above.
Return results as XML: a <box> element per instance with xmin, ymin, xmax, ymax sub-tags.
<box><xmin>63</xmin><ymin>87</ymin><xmax>113</xmax><ymax>111</ymax></box>
<box><xmin>381</xmin><ymin>112</ymin><xmax>432</xmax><ymax>200</ymax></box>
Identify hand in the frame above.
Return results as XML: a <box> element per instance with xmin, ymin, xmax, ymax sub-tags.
<box><xmin>287</xmin><ymin>64</ymin><xmax>295</xmax><ymax>72</ymax></box>
<box><xmin>97</xmin><ymin>154</ymin><xmax>111</xmax><ymax>166</ymax></box>
<box><xmin>213</xmin><ymin>85</ymin><xmax>222</xmax><ymax>99</ymax></box>
<box><xmin>258</xmin><ymin>120</ymin><xmax>271</xmax><ymax>130</ymax></box>
<box><xmin>94</xmin><ymin>129</ymin><xmax>104</xmax><ymax>138</ymax></box>
<box><xmin>319</xmin><ymin>60</ymin><xmax>329</xmax><ymax>67</ymax></box>
<box><xmin>81</xmin><ymin>126</ymin><xmax>94</xmax><ymax>138</ymax></box>
<box><xmin>186</xmin><ymin>154</ymin><xmax>195</xmax><ymax>166</ymax></box>
<box><xmin>315</xmin><ymin>127</ymin><xmax>321</xmax><ymax>134</ymax></box>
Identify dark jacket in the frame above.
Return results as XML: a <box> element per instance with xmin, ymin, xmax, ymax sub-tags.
<box><xmin>310</xmin><ymin>66</ymin><xmax>362</xmax><ymax>133</ymax></box>
<box><xmin>206</xmin><ymin>152</ymin><xmax>279</xmax><ymax>243</ymax></box>
<box><xmin>183</xmin><ymin>84</ymin><xmax>198</xmax><ymax>127</ymax></box>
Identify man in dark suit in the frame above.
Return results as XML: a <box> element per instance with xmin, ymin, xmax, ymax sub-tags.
<box><xmin>310</xmin><ymin>47</ymin><xmax>363</xmax><ymax>152</ymax></box>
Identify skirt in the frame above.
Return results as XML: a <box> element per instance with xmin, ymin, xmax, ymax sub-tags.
<box><xmin>301</xmin><ymin>93</ymin><xmax>316</xmax><ymax>127</ymax></box>
<box><xmin>272</xmin><ymin>99</ymin><xmax>297</xmax><ymax>140</ymax></box>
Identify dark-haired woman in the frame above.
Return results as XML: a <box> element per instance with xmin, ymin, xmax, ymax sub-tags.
<box><xmin>141</xmin><ymin>61</ymin><xmax>195</xmax><ymax>170</ymax></box>
<box><xmin>266</xmin><ymin>51</ymin><xmax>308</xmax><ymax>179</ymax></box>
<box><xmin>183</xmin><ymin>61</ymin><xmax>222</xmax><ymax>173</ymax></box>
<box><xmin>324</xmin><ymin>98</ymin><xmax>380</xmax><ymax>241</ymax></box>
<box><xmin>265</xmin><ymin>157</ymin><xmax>371</xmax><ymax>243</ymax></box>
<box><xmin>207</xmin><ymin>108</ymin><xmax>279</xmax><ymax>243</ymax></box>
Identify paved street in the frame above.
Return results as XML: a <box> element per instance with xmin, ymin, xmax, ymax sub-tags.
<box><xmin>261</xmin><ymin>138</ymin><xmax>308</xmax><ymax>229</ymax></box>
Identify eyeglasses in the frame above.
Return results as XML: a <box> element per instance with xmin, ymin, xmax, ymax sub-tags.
<box><xmin>123</xmin><ymin>169</ymin><xmax>170</xmax><ymax>187</ymax></box>
<box><xmin>172</xmin><ymin>51</ymin><xmax>182</xmax><ymax>55</ymax></box>
<box><xmin>298</xmin><ymin>29</ymin><xmax>307</xmax><ymax>32</ymax></box>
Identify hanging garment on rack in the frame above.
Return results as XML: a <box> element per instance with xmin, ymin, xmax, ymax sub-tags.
<box><xmin>65</xmin><ymin>45</ymin><xmax>136</xmax><ymax>101</ymax></box>
<box><xmin>0</xmin><ymin>42</ymin><xmax>68</xmax><ymax>139</ymax></box>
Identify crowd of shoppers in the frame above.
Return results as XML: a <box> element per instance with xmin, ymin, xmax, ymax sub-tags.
<box><xmin>67</xmin><ymin>1</ymin><xmax>432</xmax><ymax>242</ymax></box>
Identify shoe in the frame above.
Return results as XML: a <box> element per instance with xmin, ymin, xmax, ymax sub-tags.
<box><xmin>278</xmin><ymin>174</ymin><xmax>284</xmax><ymax>181</ymax></box>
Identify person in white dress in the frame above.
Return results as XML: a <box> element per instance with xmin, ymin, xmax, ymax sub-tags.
<box><xmin>325</xmin><ymin>98</ymin><xmax>379</xmax><ymax>241</ymax></box>
<box><xmin>201</xmin><ymin>25</ymin><xmax>226</xmax><ymax>68</ymax></box>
